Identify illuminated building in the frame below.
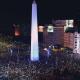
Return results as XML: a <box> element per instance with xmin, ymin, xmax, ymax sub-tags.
<box><xmin>43</xmin><ymin>26</ymin><xmax>48</xmax><ymax>47</ymax></box>
<box><xmin>31</xmin><ymin>20</ymin><xmax>75</xmax><ymax>51</ymax></box>
<box><xmin>43</xmin><ymin>20</ymin><xmax>74</xmax><ymax>49</ymax></box>
<box><xmin>31</xmin><ymin>0</ymin><xmax>39</xmax><ymax>61</ymax></box>
<box><xmin>64</xmin><ymin>33</ymin><xmax>74</xmax><ymax>49</ymax></box>
<box><xmin>68</xmin><ymin>20</ymin><xmax>74</xmax><ymax>27</ymax></box>
<box><xmin>52</xmin><ymin>20</ymin><xmax>66</xmax><ymax>47</ymax></box>
<box><xmin>64</xmin><ymin>20</ymin><xmax>74</xmax><ymax>49</ymax></box>
<box><xmin>73</xmin><ymin>32</ymin><xmax>80</xmax><ymax>54</ymax></box>
<box><xmin>47</xmin><ymin>25</ymin><xmax>54</xmax><ymax>32</ymax></box>
<box><xmin>46</xmin><ymin>24</ymin><xmax>54</xmax><ymax>46</ymax></box>
<box><xmin>38</xmin><ymin>26</ymin><xmax>44</xmax><ymax>44</ymax></box>
<box><xmin>64</xmin><ymin>20</ymin><xmax>74</xmax><ymax>31</ymax></box>
<box><xmin>43</xmin><ymin>22</ymin><xmax>64</xmax><ymax>47</ymax></box>
<box><xmin>52</xmin><ymin>26</ymin><xmax>64</xmax><ymax>46</ymax></box>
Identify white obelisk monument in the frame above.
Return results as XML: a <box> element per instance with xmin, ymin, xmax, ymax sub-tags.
<box><xmin>31</xmin><ymin>0</ymin><xmax>39</xmax><ymax>61</ymax></box>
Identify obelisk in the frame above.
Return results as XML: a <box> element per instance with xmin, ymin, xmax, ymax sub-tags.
<box><xmin>31</xmin><ymin>0</ymin><xmax>39</xmax><ymax>61</ymax></box>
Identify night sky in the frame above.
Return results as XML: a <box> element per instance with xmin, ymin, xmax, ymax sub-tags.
<box><xmin>0</xmin><ymin>0</ymin><xmax>80</xmax><ymax>34</ymax></box>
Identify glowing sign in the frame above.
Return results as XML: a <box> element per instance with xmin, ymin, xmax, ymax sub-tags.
<box><xmin>15</xmin><ymin>28</ymin><xmax>21</xmax><ymax>37</ymax></box>
<box><xmin>68</xmin><ymin>20</ymin><xmax>74</xmax><ymax>27</ymax></box>
<box><xmin>64</xmin><ymin>20</ymin><xmax>74</xmax><ymax>32</ymax></box>
<box><xmin>15</xmin><ymin>31</ymin><xmax>20</xmax><ymax>36</ymax></box>
<box><xmin>38</xmin><ymin>26</ymin><xmax>44</xmax><ymax>32</ymax></box>
<box><xmin>66</xmin><ymin>20</ymin><xmax>74</xmax><ymax>27</ymax></box>
<box><xmin>47</xmin><ymin>25</ymin><xmax>54</xmax><ymax>32</ymax></box>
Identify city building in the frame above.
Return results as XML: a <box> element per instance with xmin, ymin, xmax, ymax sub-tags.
<box><xmin>43</xmin><ymin>20</ymin><xmax>65</xmax><ymax>48</ymax></box>
<box><xmin>64</xmin><ymin>32</ymin><xmax>74</xmax><ymax>49</ymax></box>
<box><xmin>39</xmin><ymin>20</ymin><xmax>75</xmax><ymax>50</ymax></box>
<box><xmin>38</xmin><ymin>26</ymin><xmax>44</xmax><ymax>45</ymax></box>
<box><xmin>64</xmin><ymin>20</ymin><xmax>74</xmax><ymax>49</ymax></box>
<box><xmin>73</xmin><ymin>32</ymin><xmax>80</xmax><ymax>54</ymax></box>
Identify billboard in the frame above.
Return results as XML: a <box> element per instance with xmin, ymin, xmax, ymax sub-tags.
<box><xmin>47</xmin><ymin>25</ymin><xmax>54</xmax><ymax>32</ymax></box>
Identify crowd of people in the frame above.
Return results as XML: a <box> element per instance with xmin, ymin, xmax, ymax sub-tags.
<box><xmin>0</xmin><ymin>49</ymin><xmax>80</xmax><ymax>80</ymax></box>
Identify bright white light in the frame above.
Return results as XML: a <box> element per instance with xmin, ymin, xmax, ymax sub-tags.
<box><xmin>47</xmin><ymin>25</ymin><xmax>54</xmax><ymax>32</ymax></box>
<box><xmin>43</xmin><ymin>48</ymin><xmax>48</xmax><ymax>51</ymax></box>
<box><xmin>49</xmin><ymin>46</ymin><xmax>51</xmax><ymax>48</ymax></box>
<box><xmin>31</xmin><ymin>1</ymin><xmax>39</xmax><ymax>61</ymax></box>
<box><xmin>38</xmin><ymin>26</ymin><xmax>44</xmax><ymax>32</ymax></box>
<box><xmin>53</xmin><ymin>46</ymin><xmax>54</xmax><ymax>48</ymax></box>
<box><xmin>76</xmin><ymin>33</ymin><xmax>80</xmax><ymax>54</ymax></box>
<box><xmin>68</xmin><ymin>20</ymin><xmax>74</xmax><ymax>27</ymax></box>
<box><xmin>64</xmin><ymin>20</ymin><xmax>74</xmax><ymax>32</ymax></box>
<box><xmin>15</xmin><ymin>31</ymin><xmax>20</xmax><ymax>36</ymax></box>
<box><xmin>64</xmin><ymin>20</ymin><xmax>68</xmax><ymax>32</ymax></box>
<box><xmin>73</xmin><ymin>32</ymin><xmax>80</xmax><ymax>54</ymax></box>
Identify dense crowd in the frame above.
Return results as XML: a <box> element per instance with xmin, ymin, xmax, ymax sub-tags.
<box><xmin>0</xmin><ymin>50</ymin><xmax>80</xmax><ymax>80</ymax></box>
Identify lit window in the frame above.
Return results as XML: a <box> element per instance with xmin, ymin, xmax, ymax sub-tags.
<box><xmin>15</xmin><ymin>31</ymin><xmax>20</xmax><ymax>36</ymax></box>
<box><xmin>15</xmin><ymin>28</ymin><xmax>20</xmax><ymax>37</ymax></box>
<box><xmin>47</xmin><ymin>25</ymin><xmax>54</xmax><ymax>32</ymax></box>
<box><xmin>64</xmin><ymin>20</ymin><xmax>74</xmax><ymax>31</ymax></box>
<box><xmin>68</xmin><ymin>20</ymin><xmax>74</xmax><ymax>27</ymax></box>
<box><xmin>38</xmin><ymin>26</ymin><xmax>44</xmax><ymax>32</ymax></box>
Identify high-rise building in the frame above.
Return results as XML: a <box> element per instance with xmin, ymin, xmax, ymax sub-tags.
<box><xmin>43</xmin><ymin>20</ymin><xmax>65</xmax><ymax>48</ymax></box>
<box><xmin>64</xmin><ymin>20</ymin><xmax>74</xmax><ymax>49</ymax></box>
<box><xmin>43</xmin><ymin>25</ymin><xmax>64</xmax><ymax>47</ymax></box>
<box><xmin>64</xmin><ymin>20</ymin><xmax>74</xmax><ymax>31</ymax></box>
<box><xmin>42</xmin><ymin>20</ymin><xmax>75</xmax><ymax>50</ymax></box>
<box><xmin>64</xmin><ymin>33</ymin><xmax>74</xmax><ymax>49</ymax></box>
<box><xmin>31</xmin><ymin>0</ymin><xmax>39</xmax><ymax>61</ymax></box>
<box><xmin>38</xmin><ymin>26</ymin><xmax>44</xmax><ymax>45</ymax></box>
<box><xmin>73</xmin><ymin>32</ymin><xmax>80</xmax><ymax>54</ymax></box>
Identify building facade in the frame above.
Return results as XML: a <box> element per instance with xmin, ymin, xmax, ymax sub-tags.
<box><xmin>64</xmin><ymin>32</ymin><xmax>74</xmax><ymax>49</ymax></box>
<box><xmin>73</xmin><ymin>32</ymin><xmax>80</xmax><ymax>54</ymax></box>
<box><xmin>41</xmin><ymin>20</ymin><xmax>75</xmax><ymax>50</ymax></box>
<box><xmin>42</xmin><ymin>20</ymin><xmax>65</xmax><ymax>48</ymax></box>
